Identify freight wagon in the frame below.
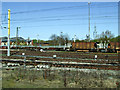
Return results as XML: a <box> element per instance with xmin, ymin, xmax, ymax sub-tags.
<box><xmin>72</xmin><ymin>42</ymin><xmax>95</xmax><ymax>52</ymax></box>
<box><xmin>0</xmin><ymin>42</ymin><xmax>120</xmax><ymax>53</ymax></box>
<box><xmin>71</xmin><ymin>42</ymin><xmax>120</xmax><ymax>53</ymax></box>
<box><xmin>109</xmin><ymin>42</ymin><xmax>120</xmax><ymax>53</ymax></box>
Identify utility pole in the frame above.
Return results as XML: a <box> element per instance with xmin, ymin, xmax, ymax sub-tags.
<box><xmin>7</xmin><ymin>9</ymin><xmax>10</xmax><ymax>56</ymax></box>
<box><xmin>88</xmin><ymin>2</ymin><xmax>91</xmax><ymax>42</ymax></box>
<box><xmin>16</xmin><ymin>27</ymin><xmax>20</xmax><ymax>47</ymax></box>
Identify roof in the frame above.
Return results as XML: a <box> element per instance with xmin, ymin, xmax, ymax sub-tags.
<box><xmin>0</xmin><ymin>37</ymin><xmax>31</xmax><ymax>42</ymax></box>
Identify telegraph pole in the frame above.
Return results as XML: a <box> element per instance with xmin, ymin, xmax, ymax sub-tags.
<box><xmin>7</xmin><ymin>9</ymin><xmax>10</xmax><ymax>56</ymax></box>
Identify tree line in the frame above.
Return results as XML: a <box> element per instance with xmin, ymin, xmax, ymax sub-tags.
<box><xmin>32</xmin><ymin>30</ymin><xmax>119</xmax><ymax>46</ymax></box>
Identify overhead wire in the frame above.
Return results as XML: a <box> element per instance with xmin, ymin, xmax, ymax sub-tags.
<box><xmin>1</xmin><ymin>3</ymin><xmax>118</xmax><ymax>28</ymax></box>
<box><xmin>9</xmin><ymin>13</ymin><xmax>118</xmax><ymax>22</ymax></box>
<box><xmin>2</xmin><ymin>16</ymin><xmax>118</xmax><ymax>25</ymax></box>
<box><xmin>21</xmin><ymin>22</ymin><xmax>118</xmax><ymax>28</ymax></box>
<box><xmin>1</xmin><ymin>5</ymin><xmax>87</xmax><ymax>15</ymax></box>
<box><xmin>2</xmin><ymin>19</ymin><xmax>117</xmax><ymax>24</ymax></box>
<box><xmin>1</xmin><ymin>3</ymin><xmax>118</xmax><ymax>16</ymax></box>
<box><xmin>2</xmin><ymin>20</ymin><xmax>118</xmax><ymax>25</ymax></box>
<box><xmin>10</xmin><ymin>5</ymin><xmax>118</xmax><ymax>15</ymax></box>
<box><xmin>1</xmin><ymin>3</ymin><xmax>118</xmax><ymax>24</ymax></box>
<box><xmin>7</xmin><ymin>15</ymin><xmax>118</xmax><ymax>23</ymax></box>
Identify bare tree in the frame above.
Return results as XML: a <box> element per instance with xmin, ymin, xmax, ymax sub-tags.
<box><xmin>99</xmin><ymin>30</ymin><xmax>114</xmax><ymax>43</ymax></box>
<box><xmin>49</xmin><ymin>33</ymin><xmax>70</xmax><ymax>46</ymax></box>
<box><xmin>49</xmin><ymin>34</ymin><xmax>58</xmax><ymax>45</ymax></box>
<box><xmin>64</xmin><ymin>34</ymin><xmax>69</xmax><ymax>45</ymax></box>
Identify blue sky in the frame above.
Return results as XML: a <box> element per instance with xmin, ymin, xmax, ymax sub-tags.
<box><xmin>1</xmin><ymin>2</ymin><xmax>118</xmax><ymax>40</ymax></box>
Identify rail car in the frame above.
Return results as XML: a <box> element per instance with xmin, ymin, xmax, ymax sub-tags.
<box><xmin>0</xmin><ymin>42</ymin><xmax>120</xmax><ymax>53</ymax></box>
<box><xmin>71</xmin><ymin>42</ymin><xmax>120</xmax><ymax>53</ymax></box>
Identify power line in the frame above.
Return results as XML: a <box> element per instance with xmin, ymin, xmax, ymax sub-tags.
<box><xmin>2</xmin><ymin>17</ymin><xmax>118</xmax><ymax>25</ymax></box>
<box><xmin>2</xmin><ymin>18</ymin><xmax>117</xmax><ymax>23</ymax></box>
<box><xmin>9</xmin><ymin>14</ymin><xmax>118</xmax><ymax>22</ymax></box>
<box><xmin>21</xmin><ymin>22</ymin><xmax>118</xmax><ymax>28</ymax></box>
<box><xmin>1</xmin><ymin>5</ymin><xmax>87</xmax><ymax>15</ymax></box>
<box><xmin>1</xmin><ymin>4</ymin><xmax>117</xmax><ymax>16</ymax></box>
<box><xmin>2</xmin><ymin>21</ymin><xmax>117</xmax><ymax>26</ymax></box>
<box><xmin>2</xmin><ymin>12</ymin><xmax>118</xmax><ymax>25</ymax></box>
<box><xmin>8</xmin><ymin>9</ymin><xmax>117</xmax><ymax>22</ymax></box>
<box><xmin>1</xmin><ymin>4</ymin><xmax>118</xmax><ymax>25</ymax></box>
<box><xmin>1</xmin><ymin>4</ymin><xmax>118</xmax><ymax>28</ymax></box>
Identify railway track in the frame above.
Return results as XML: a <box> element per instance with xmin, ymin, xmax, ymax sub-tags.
<box><xmin>1</xmin><ymin>58</ymin><xmax>120</xmax><ymax>70</ymax></box>
<box><xmin>1</xmin><ymin>50</ymin><xmax>120</xmax><ymax>70</ymax></box>
<box><xmin>2</xmin><ymin>55</ymin><xmax>119</xmax><ymax>64</ymax></box>
<box><xmin>2</xmin><ymin>50</ymin><xmax>119</xmax><ymax>60</ymax></box>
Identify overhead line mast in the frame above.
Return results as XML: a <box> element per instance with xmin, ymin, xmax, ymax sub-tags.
<box><xmin>88</xmin><ymin>2</ymin><xmax>91</xmax><ymax>42</ymax></box>
<box><xmin>7</xmin><ymin>9</ymin><xmax>10</xmax><ymax>56</ymax></box>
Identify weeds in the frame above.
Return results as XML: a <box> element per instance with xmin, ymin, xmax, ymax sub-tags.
<box><xmin>2</xmin><ymin>68</ymin><xmax>119</xmax><ymax>88</ymax></box>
